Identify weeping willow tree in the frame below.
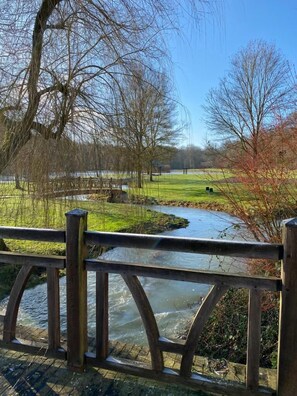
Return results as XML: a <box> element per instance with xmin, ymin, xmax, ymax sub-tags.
<box><xmin>0</xmin><ymin>0</ymin><xmax>212</xmax><ymax>226</ymax></box>
<box><xmin>0</xmin><ymin>0</ymin><xmax>215</xmax><ymax>230</ymax></box>
<box><xmin>0</xmin><ymin>0</ymin><xmax>209</xmax><ymax>171</ymax></box>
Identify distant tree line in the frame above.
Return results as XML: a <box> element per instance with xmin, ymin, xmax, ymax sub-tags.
<box><xmin>2</xmin><ymin>138</ymin><xmax>223</xmax><ymax>184</ymax></box>
<box><xmin>169</xmin><ymin>144</ymin><xmax>220</xmax><ymax>169</ymax></box>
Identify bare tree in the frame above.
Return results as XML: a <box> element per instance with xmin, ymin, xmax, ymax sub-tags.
<box><xmin>105</xmin><ymin>67</ymin><xmax>182</xmax><ymax>187</ymax></box>
<box><xmin>204</xmin><ymin>40</ymin><xmax>296</xmax><ymax>168</ymax></box>
<box><xmin>0</xmin><ymin>0</ymin><xmax>203</xmax><ymax>174</ymax></box>
<box><xmin>144</xmin><ymin>74</ymin><xmax>183</xmax><ymax>181</ymax></box>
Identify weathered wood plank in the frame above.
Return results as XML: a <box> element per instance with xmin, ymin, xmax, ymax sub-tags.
<box><xmin>0</xmin><ymin>339</ymin><xmax>66</xmax><ymax>359</ymax></box>
<box><xmin>85</xmin><ymin>354</ymin><xmax>275</xmax><ymax>396</ymax></box>
<box><xmin>3</xmin><ymin>266</ymin><xmax>33</xmax><ymax>342</ymax></box>
<box><xmin>180</xmin><ymin>284</ymin><xmax>228</xmax><ymax>377</ymax></box>
<box><xmin>86</xmin><ymin>259</ymin><xmax>281</xmax><ymax>291</ymax></box>
<box><xmin>65</xmin><ymin>209</ymin><xmax>88</xmax><ymax>372</ymax></box>
<box><xmin>0</xmin><ymin>252</ymin><xmax>65</xmax><ymax>268</ymax></box>
<box><xmin>122</xmin><ymin>274</ymin><xmax>163</xmax><ymax>371</ymax></box>
<box><xmin>157</xmin><ymin>337</ymin><xmax>185</xmax><ymax>354</ymax></box>
<box><xmin>47</xmin><ymin>268</ymin><xmax>61</xmax><ymax>351</ymax></box>
<box><xmin>85</xmin><ymin>231</ymin><xmax>283</xmax><ymax>260</ymax></box>
<box><xmin>277</xmin><ymin>218</ymin><xmax>297</xmax><ymax>395</ymax></box>
<box><xmin>246</xmin><ymin>288</ymin><xmax>262</xmax><ymax>390</ymax></box>
<box><xmin>96</xmin><ymin>272</ymin><xmax>109</xmax><ymax>360</ymax></box>
<box><xmin>0</xmin><ymin>227</ymin><xmax>65</xmax><ymax>242</ymax></box>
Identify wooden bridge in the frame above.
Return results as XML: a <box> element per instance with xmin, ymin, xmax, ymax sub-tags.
<box><xmin>0</xmin><ymin>209</ymin><xmax>296</xmax><ymax>395</ymax></box>
<box><xmin>27</xmin><ymin>177</ymin><xmax>128</xmax><ymax>201</ymax></box>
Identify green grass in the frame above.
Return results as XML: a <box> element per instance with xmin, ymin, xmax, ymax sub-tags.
<box><xmin>0</xmin><ymin>182</ymin><xmax>27</xmax><ymax>196</ymax></box>
<box><xmin>0</xmin><ymin>171</ymin><xmax>248</xmax><ymax>255</ymax></box>
<box><xmin>134</xmin><ymin>171</ymin><xmax>233</xmax><ymax>205</ymax></box>
<box><xmin>0</xmin><ymin>189</ymin><xmax>188</xmax><ymax>299</ymax></box>
<box><xmin>0</xmin><ymin>193</ymin><xmax>167</xmax><ymax>255</ymax></box>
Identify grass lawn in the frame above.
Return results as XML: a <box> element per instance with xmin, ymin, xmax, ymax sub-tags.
<box><xmin>0</xmin><ymin>189</ymin><xmax>188</xmax><ymax>298</ymax></box>
<box><xmin>0</xmin><ymin>193</ymin><xmax>179</xmax><ymax>255</ymax></box>
<box><xmin>0</xmin><ymin>171</ymin><xmax>249</xmax><ymax>255</ymax></box>
<box><xmin>134</xmin><ymin>170</ymin><xmax>244</xmax><ymax>207</ymax></box>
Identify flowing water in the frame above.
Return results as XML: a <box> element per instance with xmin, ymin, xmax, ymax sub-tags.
<box><xmin>1</xmin><ymin>206</ymin><xmax>246</xmax><ymax>345</ymax></box>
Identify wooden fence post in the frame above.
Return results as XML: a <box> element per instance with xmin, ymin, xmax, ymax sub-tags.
<box><xmin>277</xmin><ymin>218</ymin><xmax>297</xmax><ymax>395</ymax></box>
<box><xmin>65</xmin><ymin>209</ymin><xmax>88</xmax><ymax>371</ymax></box>
<box><xmin>47</xmin><ymin>267</ymin><xmax>61</xmax><ymax>351</ymax></box>
<box><xmin>96</xmin><ymin>272</ymin><xmax>109</xmax><ymax>360</ymax></box>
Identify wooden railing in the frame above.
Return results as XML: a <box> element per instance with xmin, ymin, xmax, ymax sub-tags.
<box><xmin>0</xmin><ymin>209</ymin><xmax>297</xmax><ymax>395</ymax></box>
<box><xmin>27</xmin><ymin>177</ymin><xmax>125</xmax><ymax>198</ymax></box>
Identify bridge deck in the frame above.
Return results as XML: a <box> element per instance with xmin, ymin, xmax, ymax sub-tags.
<box><xmin>0</xmin><ymin>323</ymin><xmax>276</xmax><ymax>395</ymax></box>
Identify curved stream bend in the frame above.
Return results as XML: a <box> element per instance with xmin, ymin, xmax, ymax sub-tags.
<box><xmin>2</xmin><ymin>206</ymin><xmax>245</xmax><ymax>344</ymax></box>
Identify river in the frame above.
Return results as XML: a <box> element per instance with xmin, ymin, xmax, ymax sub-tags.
<box><xmin>1</xmin><ymin>206</ymin><xmax>246</xmax><ymax>345</ymax></box>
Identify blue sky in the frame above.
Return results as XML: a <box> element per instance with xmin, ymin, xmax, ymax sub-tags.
<box><xmin>170</xmin><ymin>0</ymin><xmax>297</xmax><ymax>147</ymax></box>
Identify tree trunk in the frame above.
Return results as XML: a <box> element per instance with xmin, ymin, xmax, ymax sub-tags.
<box><xmin>0</xmin><ymin>0</ymin><xmax>62</xmax><ymax>174</ymax></box>
<box><xmin>15</xmin><ymin>173</ymin><xmax>21</xmax><ymax>190</ymax></box>
<box><xmin>137</xmin><ymin>167</ymin><xmax>142</xmax><ymax>188</ymax></box>
<box><xmin>149</xmin><ymin>162</ymin><xmax>153</xmax><ymax>182</ymax></box>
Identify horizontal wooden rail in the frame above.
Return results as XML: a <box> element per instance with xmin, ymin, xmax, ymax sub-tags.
<box><xmin>0</xmin><ymin>210</ymin><xmax>289</xmax><ymax>395</ymax></box>
<box><xmin>0</xmin><ymin>226</ymin><xmax>65</xmax><ymax>242</ymax></box>
<box><xmin>0</xmin><ymin>339</ymin><xmax>66</xmax><ymax>359</ymax></box>
<box><xmin>157</xmin><ymin>337</ymin><xmax>185</xmax><ymax>354</ymax></box>
<box><xmin>85</xmin><ymin>354</ymin><xmax>275</xmax><ymax>396</ymax></box>
<box><xmin>0</xmin><ymin>252</ymin><xmax>65</xmax><ymax>269</ymax></box>
<box><xmin>85</xmin><ymin>259</ymin><xmax>281</xmax><ymax>291</ymax></box>
<box><xmin>84</xmin><ymin>231</ymin><xmax>283</xmax><ymax>260</ymax></box>
<box><xmin>28</xmin><ymin>177</ymin><xmax>124</xmax><ymax>197</ymax></box>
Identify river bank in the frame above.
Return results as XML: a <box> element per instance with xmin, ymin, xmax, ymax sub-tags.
<box><xmin>129</xmin><ymin>193</ymin><xmax>230</xmax><ymax>213</ymax></box>
<box><xmin>155</xmin><ymin>199</ymin><xmax>228</xmax><ymax>212</ymax></box>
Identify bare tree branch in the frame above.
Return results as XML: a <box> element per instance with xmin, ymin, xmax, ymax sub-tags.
<box><xmin>204</xmin><ymin>40</ymin><xmax>296</xmax><ymax>166</ymax></box>
<box><xmin>0</xmin><ymin>0</ymin><xmax>207</xmax><ymax>172</ymax></box>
